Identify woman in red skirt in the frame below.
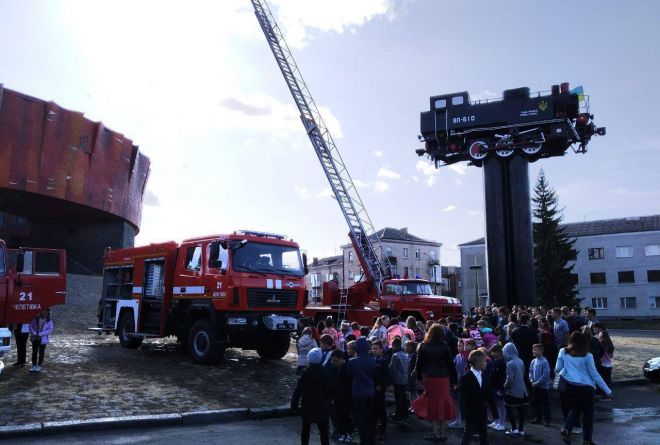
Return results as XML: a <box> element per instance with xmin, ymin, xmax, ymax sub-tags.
<box><xmin>414</xmin><ymin>324</ymin><xmax>458</xmax><ymax>442</ymax></box>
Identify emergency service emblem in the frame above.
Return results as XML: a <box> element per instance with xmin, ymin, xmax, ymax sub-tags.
<box><xmin>538</xmin><ymin>100</ymin><xmax>548</xmax><ymax>112</ymax></box>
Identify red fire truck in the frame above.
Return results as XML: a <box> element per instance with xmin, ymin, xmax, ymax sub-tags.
<box><xmin>252</xmin><ymin>0</ymin><xmax>463</xmax><ymax>324</ymax></box>
<box><xmin>0</xmin><ymin>238</ymin><xmax>67</xmax><ymax>327</ymax></box>
<box><xmin>96</xmin><ymin>230</ymin><xmax>306</xmax><ymax>364</ymax></box>
<box><xmin>306</xmin><ymin>278</ymin><xmax>462</xmax><ymax>326</ymax></box>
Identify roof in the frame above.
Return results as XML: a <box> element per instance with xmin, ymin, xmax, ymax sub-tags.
<box><xmin>367</xmin><ymin>227</ymin><xmax>441</xmax><ymax>246</ymax></box>
<box><xmin>562</xmin><ymin>215</ymin><xmax>660</xmax><ymax>237</ymax></box>
<box><xmin>458</xmin><ymin>214</ymin><xmax>660</xmax><ymax>247</ymax></box>
<box><xmin>310</xmin><ymin>255</ymin><xmax>342</xmax><ymax>268</ymax></box>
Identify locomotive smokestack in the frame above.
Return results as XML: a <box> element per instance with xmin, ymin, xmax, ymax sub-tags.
<box><xmin>560</xmin><ymin>82</ymin><xmax>570</xmax><ymax>93</ymax></box>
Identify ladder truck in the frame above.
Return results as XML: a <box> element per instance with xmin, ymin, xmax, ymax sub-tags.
<box><xmin>251</xmin><ymin>1</ymin><xmax>462</xmax><ymax>326</ymax></box>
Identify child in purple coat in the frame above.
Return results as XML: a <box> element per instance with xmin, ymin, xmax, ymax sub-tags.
<box><xmin>29</xmin><ymin>309</ymin><xmax>54</xmax><ymax>373</ymax></box>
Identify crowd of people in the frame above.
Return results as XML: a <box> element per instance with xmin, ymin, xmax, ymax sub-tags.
<box><xmin>291</xmin><ymin>305</ymin><xmax>615</xmax><ymax>445</ymax></box>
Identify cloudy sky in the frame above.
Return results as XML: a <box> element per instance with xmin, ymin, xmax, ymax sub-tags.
<box><xmin>1</xmin><ymin>0</ymin><xmax>659</xmax><ymax>265</ymax></box>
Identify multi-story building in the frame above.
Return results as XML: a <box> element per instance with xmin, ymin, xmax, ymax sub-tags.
<box><xmin>307</xmin><ymin>227</ymin><xmax>443</xmax><ymax>298</ymax></box>
<box><xmin>441</xmin><ymin>265</ymin><xmax>462</xmax><ymax>299</ymax></box>
<box><xmin>459</xmin><ymin>215</ymin><xmax>660</xmax><ymax>318</ymax></box>
<box><xmin>307</xmin><ymin>255</ymin><xmax>343</xmax><ymax>301</ymax></box>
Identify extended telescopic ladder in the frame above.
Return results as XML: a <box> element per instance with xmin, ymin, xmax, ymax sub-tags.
<box><xmin>251</xmin><ymin>0</ymin><xmax>391</xmax><ymax>313</ymax></box>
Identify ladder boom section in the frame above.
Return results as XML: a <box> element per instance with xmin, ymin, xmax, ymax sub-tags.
<box><xmin>251</xmin><ymin>0</ymin><xmax>390</xmax><ymax>295</ymax></box>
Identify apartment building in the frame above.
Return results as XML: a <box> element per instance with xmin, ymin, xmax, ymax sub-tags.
<box><xmin>459</xmin><ymin>215</ymin><xmax>660</xmax><ymax>318</ymax></box>
<box><xmin>308</xmin><ymin>227</ymin><xmax>443</xmax><ymax>298</ymax></box>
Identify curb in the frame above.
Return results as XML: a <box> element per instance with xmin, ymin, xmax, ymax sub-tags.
<box><xmin>0</xmin><ymin>407</ymin><xmax>291</xmax><ymax>439</ymax></box>
<box><xmin>611</xmin><ymin>377</ymin><xmax>648</xmax><ymax>387</ymax></box>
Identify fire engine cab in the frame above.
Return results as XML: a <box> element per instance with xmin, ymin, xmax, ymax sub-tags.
<box><xmin>96</xmin><ymin>230</ymin><xmax>306</xmax><ymax>364</ymax></box>
<box><xmin>0</xmin><ymin>239</ymin><xmax>67</xmax><ymax>325</ymax></box>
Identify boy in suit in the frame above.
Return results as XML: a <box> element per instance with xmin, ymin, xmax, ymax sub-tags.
<box><xmin>459</xmin><ymin>349</ymin><xmax>489</xmax><ymax>445</ymax></box>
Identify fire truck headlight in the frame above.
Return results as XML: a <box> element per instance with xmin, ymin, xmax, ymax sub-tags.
<box><xmin>429</xmin><ymin>311</ymin><xmax>435</xmax><ymax>319</ymax></box>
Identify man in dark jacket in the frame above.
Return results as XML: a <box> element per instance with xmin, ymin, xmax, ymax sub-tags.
<box><xmin>292</xmin><ymin>348</ymin><xmax>332</xmax><ymax>445</ymax></box>
<box><xmin>511</xmin><ymin>313</ymin><xmax>539</xmax><ymax>380</ymax></box>
<box><xmin>459</xmin><ymin>350</ymin><xmax>489</xmax><ymax>445</ymax></box>
<box><xmin>371</xmin><ymin>340</ymin><xmax>391</xmax><ymax>441</ymax></box>
<box><xmin>347</xmin><ymin>337</ymin><xmax>376</xmax><ymax>445</ymax></box>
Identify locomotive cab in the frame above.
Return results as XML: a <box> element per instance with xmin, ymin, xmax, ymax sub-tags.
<box><xmin>420</xmin><ymin>91</ymin><xmax>470</xmax><ymax>158</ymax></box>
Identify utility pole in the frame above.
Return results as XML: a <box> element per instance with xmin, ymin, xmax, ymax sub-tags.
<box><xmin>470</xmin><ymin>264</ymin><xmax>482</xmax><ymax>308</ymax></box>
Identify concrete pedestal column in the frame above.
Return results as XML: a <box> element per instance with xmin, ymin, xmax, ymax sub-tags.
<box><xmin>482</xmin><ymin>154</ymin><xmax>536</xmax><ymax>307</ymax></box>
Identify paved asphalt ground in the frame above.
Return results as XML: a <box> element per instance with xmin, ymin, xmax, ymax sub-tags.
<box><xmin>5</xmin><ymin>383</ymin><xmax>659</xmax><ymax>445</ymax></box>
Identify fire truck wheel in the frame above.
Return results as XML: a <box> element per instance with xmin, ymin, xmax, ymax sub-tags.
<box><xmin>118</xmin><ymin>312</ymin><xmax>143</xmax><ymax>349</ymax></box>
<box><xmin>187</xmin><ymin>319</ymin><xmax>225</xmax><ymax>365</ymax></box>
<box><xmin>256</xmin><ymin>332</ymin><xmax>291</xmax><ymax>360</ymax></box>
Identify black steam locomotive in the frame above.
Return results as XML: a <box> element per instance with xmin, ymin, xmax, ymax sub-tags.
<box><xmin>417</xmin><ymin>82</ymin><xmax>605</xmax><ymax>166</ymax></box>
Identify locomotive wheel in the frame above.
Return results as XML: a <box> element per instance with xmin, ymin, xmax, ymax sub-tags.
<box><xmin>468</xmin><ymin>141</ymin><xmax>488</xmax><ymax>160</ymax></box>
<box><xmin>495</xmin><ymin>144</ymin><xmax>515</xmax><ymax>157</ymax></box>
<box><xmin>522</xmin><ymin>142</ymin><xmax>542</xmax><ymax>155</ymax></box>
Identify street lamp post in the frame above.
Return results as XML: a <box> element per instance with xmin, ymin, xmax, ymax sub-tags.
<box><xmin>469</xmin><ymin>264</ymin><xmax>482</xmax><ymax>308</ymax></box>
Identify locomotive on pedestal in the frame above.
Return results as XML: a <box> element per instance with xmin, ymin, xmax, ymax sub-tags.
<box><xmin>417</xmin><ymin>82</ymin><xmax>606</xmax><ymax>166</ymax></box>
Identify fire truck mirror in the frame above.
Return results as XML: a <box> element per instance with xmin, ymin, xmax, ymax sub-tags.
<box><xmin>302</xmin><ymin>253</ymin><xmax>309</xmax><ymax>275</ymax></box>
<box><xmin>16</xmin><ymin>252</ymin><xmax>24</xmax><ymax>273</ymax></box>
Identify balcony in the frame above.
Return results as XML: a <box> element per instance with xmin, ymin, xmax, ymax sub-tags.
<box><xmin>429</xmin><ymin>259</ymin><xmax>440</xmax><ymax>266</ymax></box>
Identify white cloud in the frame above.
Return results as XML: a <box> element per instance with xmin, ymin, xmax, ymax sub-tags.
<box><xmin>219</xmin><ymin>91</ymin><xmax>343</xmax><ymax>139</ymax></box>
<box><xmin>372</xmin><ymin>150</ymin><xmax>384</xmax><ymax>157</ymax></box>
<box><xmin>416</xmin><ymin>160</ymin><xmax>438</xmax><ymax>187</ymax></box>
<box><xmin>374</xmin><ymin>181</ymin><xmax>389</xmax><ymax>193</ymax></box>
<box><xmin>448</xmin><ymin>163</ymin><xmax>468</xmax><ymax>176</ymax></box>
<box><xmin>468</xmin><ymin>210</ymin><xmax>482</xmax><ymax>216</ymax></box>
<box><xmin>411</xmin><ymin>176</ymin><xmax>419</xmax><ymax>182</ymax></box>
<box><xmin>377</xmin><ymin>167</ymin><xmax>401</xmax><ymax>180</ymax></box>
<box><xmin>471</xmin><ymin>89</ymin><xmax>499</xmax><ymax>102</ymax></box>
<box><xmin>294</xmin><ymin>185</ymin><xmax>312</xmax><ymax>200</ymax></box>
<box><xmin>443</xmin><ymin>205</ymin><xmax>457</xmax><ymax>212</ymax></box>
<box><xmin>416</xmin><ymin>160</ymin><xmax>437</xmax><ymax>176</ymax></box>
<box><xmin>354</xmin><ymin>179</ymin><xmax>371</xmax><ymax>188</ymax></box>
<box><xmin>269</xmin><ymin>0</ymin><xmax>402</xmax><ymax>48</ymax></box>
<box><xmin>317</xmin><ymin>188</ymin><xmax>334</xmax><ymax>198</ymax></box>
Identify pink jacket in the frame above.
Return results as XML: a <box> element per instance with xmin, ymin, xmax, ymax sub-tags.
<box><xmin>386</xmin><ymin>324</ymin><xmax>415</xmax><ymax>347</ymax></box>
<box><xmin>29</xmin><ymin>317</ymin><xmax>54</xmax><ymax>345</ymax></box>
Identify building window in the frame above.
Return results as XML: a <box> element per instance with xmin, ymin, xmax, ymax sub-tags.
<box><xmin>415</xmin><ymin>267</ymin><xmax>421</xmax><ymax>277</ymax></box>
<box><xmin>386</xmin><ymin>246</ymin><xmax>392</xmax><ymax>257</ymax></box>
<box><xmin>430</xmin><ymin>250</ymin><xmax>436</xmax><ymax>262</ymax></box>
<box><xmin>348</xmin><ymin>251</ymin><xmax>353</xmax><ymax>263</ymax></box>
<box><xmin>591</xmin><ymin>297</ymin><xmax>607</xmax><ymax>309</ymax></box>
<box><xmin>649</xmin><ymin>296</ymin><xmax>660</xmax><ymax>308</ymax></box>
<box><xmin>645</xmin><ymin>244</ymin><xmax>660</xmax><ymax>256</ymax></box>
<box><xmin>404</xmin><ymin>266</ymin><xmax>409</xmax><ymax>277</ymax></box>
<box><xmin>618</xmin><ymin>271</ymin><xmax>635</xmax><ymax>284</ymax></box>
<box><xmin>403</xmin><ymin>248</ymin><xmax>409</xmax><ymax>259</ymax></box>
<box><xmin>620</xmin><ymin>297</ymin><xmax>637</xmax><ymax>309</ymax></box>
<box><xmin>415</xmin><ymin>249</ymin><xmax>421</xmax><ymax>260</ymax></box>
<box><xmin>590</xmin><ymin>272</ymin><xmax>606</xmax><ymax>285</ymax></box>
<box><xmin>647</xmin><ymin>270</ymin><xmax>660</xmax><ymax>282</ymax></box>
<box><xmin>391</xmin><ymin>265</ymin><xmax>398</xmax><ymax>276</ymax></box>
<box><xmin>348</xmin><ymin>270</ymin><xmax>354</xmax><ymax>279</ymax></box>
<box><xmin>568</xmin><ymin>273</ymin><xmax>579</xmax><ymax>287</ymax></box>
<box><xmin>588</xmin><ymin>248</ymin><xmax>605</xmax><ymax>260</ymax></box>
<box><xmin>615</xmin><ymin>246</ymin><xmax>633</xmax><ymax>258</ymax></box>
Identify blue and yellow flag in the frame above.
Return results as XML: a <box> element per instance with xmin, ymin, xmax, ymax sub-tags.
<box><xmin>570</xmin><ymin>85</ymin><xmax>585</xmax><ymax>102</ymax></box>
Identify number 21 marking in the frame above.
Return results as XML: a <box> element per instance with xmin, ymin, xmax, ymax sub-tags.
<box><xmin>19</xmin><ymin>292</ymin><xmax>33</xmax><ymax>301</ymax></box>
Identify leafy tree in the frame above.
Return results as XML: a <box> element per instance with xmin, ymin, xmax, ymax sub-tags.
<box><xmin>532</xmin><ymin>170</ymin><xmax>580</xmax><ymax>307</ymax></box>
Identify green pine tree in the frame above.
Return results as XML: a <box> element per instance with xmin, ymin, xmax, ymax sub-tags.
<box><xmin>532</xmin><ymin>170</ymin><xmax>580</xmax><ymax>307</ymax></box>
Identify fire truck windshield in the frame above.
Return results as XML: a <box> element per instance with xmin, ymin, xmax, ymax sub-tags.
<box><xmin>385</xmin><ymin>282</ymin><xmax>433</xmax><ymax>296</ymax></box>
<box><xmin>232</xmin><ymin>242</ymin><xmax>304</xmax><ymax>276</ymax></box>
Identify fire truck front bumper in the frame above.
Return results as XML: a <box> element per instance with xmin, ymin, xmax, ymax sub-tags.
<box><xmin>224</xmin><ymin>313</ymin><xmax>299</xmax><ymax>331</ymax></box>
